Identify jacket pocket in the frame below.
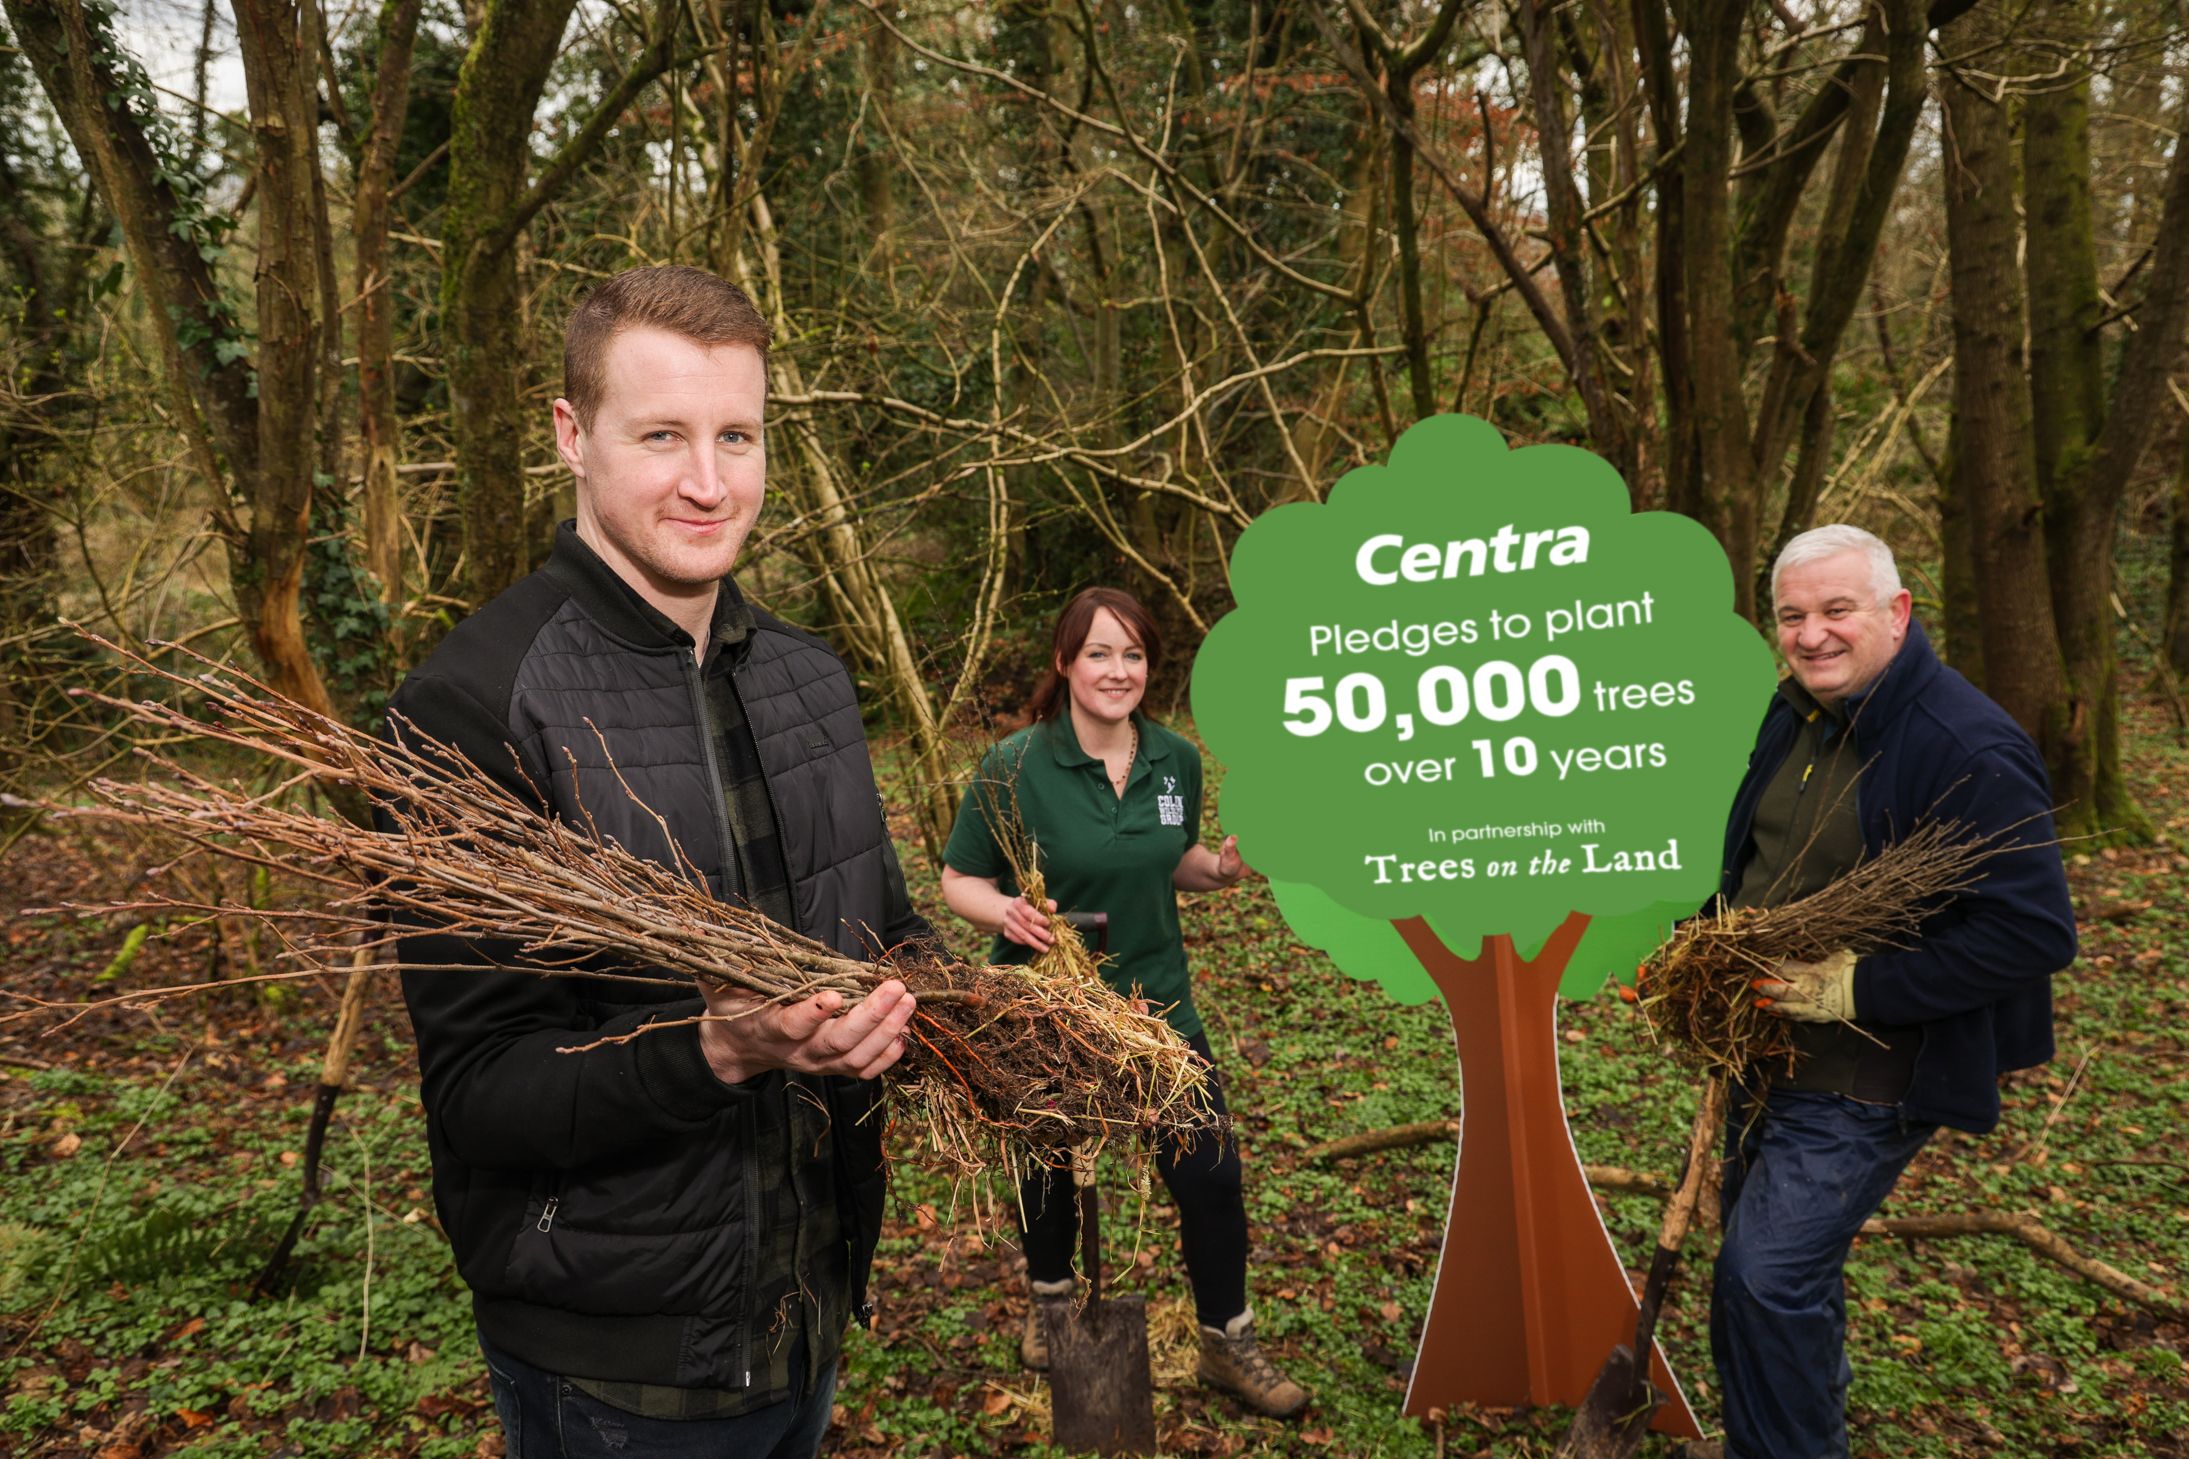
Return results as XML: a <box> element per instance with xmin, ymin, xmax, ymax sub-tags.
<box><xmin>500</xmin><ymin>1107</ymin><xmax>757</xmax><ymax>1318</ymax></box>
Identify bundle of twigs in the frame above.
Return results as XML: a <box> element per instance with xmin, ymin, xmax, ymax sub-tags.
<box><xmin>1636</xmin><ymin>818</ymin><xmax>2022</xmax><ymax>1081</ymax></box>
<box><xmin>34</xmin><ymin>635</ymin><xmax>1217</xmax><ymax>1183</ymax></box>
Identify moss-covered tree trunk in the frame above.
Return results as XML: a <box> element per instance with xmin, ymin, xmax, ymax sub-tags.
<box><xmin>1939</xmin><ymin>2</ymin><xmax>2072</xmax><ymax>758</ymax></box>
<box><xmin>2021</xmin><ymin>0</ymin><xmax>2189</xmax><ymax>841</ymax></box>
<box><xmin>1677</xmin><ymin>0</ymin><xmax>1759</xmax><ymax>619</ymax></box>
<box><xmin>232</xmin><ymin>0</ymin><xmax>331</xmax><ymax>723</ymax></box>
<box><xmin>440</xmin><ymin>0</ymin><xmax>683</xmax><ymax>609</ymax></box>
<box><xmin>2021</xmin><ymin>7</ymin><xmax>2117</xmax><ymax>838</ymax></box>
<box><xmin>441</xmin><ymin>0</ymin><xmax>574</xmax><ymax>606</ymax></box>
<box><xmin>0</xmin><ymin>132</ymin><xmax>86</xmax><ymax>761</ymax></box>
<box><xmin>357</xmin><ymin>0</ymin><xmax>426</xmax><ymax>602</ymax></box>
<box><xmin>1633</xmin><ymin>0</ymin><xmax>1695</xmax><ymax>520</ymax></box>
<box><xmin>7</xmin><ymin>0</ymin><xmax>339</xmax><ymax>724</ymax></box>
<box><xmin>2169</xmin><ymin>438</ymin><xmax>2189</xmax><ymax>677</ymax></box>
<box><xmin>1936</xmin><ymin>427</ymin><xmax>1985</xmax><ymax>685</ymax></box>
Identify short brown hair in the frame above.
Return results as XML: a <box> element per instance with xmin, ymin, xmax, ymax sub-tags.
<box><xmin>563</xmin><ymin>266</ymin><xmax>772</xmax><ymax>427</ymax></box>
<box><xmin>1029</xmin><ymin>587</ymin><xmax>1164</xmax><ymax>722</ymax></box>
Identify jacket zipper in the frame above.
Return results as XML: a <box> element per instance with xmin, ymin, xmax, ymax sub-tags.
<box><xmin>687</xmin><ymin>646</ymin><xmax>758</xmax><ymax>1388</ymax></box>
<box><xmin>682</xmin><ymin>652</ymin><xmax>742</xmax><ymax>900</ymax></box>
<box><xmin>536</xmin><ymin>1196</ymin><xmax>559</xmax><ymax>1233</ymax></box>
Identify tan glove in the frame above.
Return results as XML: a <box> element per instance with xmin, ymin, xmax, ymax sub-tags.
<box><xmin>1753</xmin><ymin>948</ymin><xmax>1858</xmax><ymax>1023</ymax></box>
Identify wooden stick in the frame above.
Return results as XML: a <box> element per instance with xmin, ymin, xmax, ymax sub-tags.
<box><xmin>1862</xmin><ymin>1211</ymin><xmax>2187</xmax><ymax>1324</ymax></box>
<box><xmin>1300</xmin><ymin>1119</ymin><xmax>1455</xmax><ymax>1161</ymax></box>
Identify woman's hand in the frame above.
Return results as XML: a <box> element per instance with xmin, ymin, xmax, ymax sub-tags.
<box><xmin>941</xmin><ymin>866</ymin><xmax>1059</xmax><ymax>948</ymax></box>
<box><xmin>1174</xmin><ymin>835</ymin><xmax>1253</xmax><ymax>892</ymax></box>
<box><xmin>1000</xmin><ymin>894</ymin><xmax>1059</xmax><ymax>951</ymax></box>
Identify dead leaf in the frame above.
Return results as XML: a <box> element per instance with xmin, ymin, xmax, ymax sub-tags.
<box><xmin>51</xmin><ymin>1132</ymin><xmax>81</xmax><ymax>1159</ymax></box>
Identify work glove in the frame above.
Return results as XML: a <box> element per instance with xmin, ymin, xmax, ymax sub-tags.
<box><xmin>1753</xmin><ymin>948</ymin><xmax>1858</xmax><ymax>1023</ymax></box>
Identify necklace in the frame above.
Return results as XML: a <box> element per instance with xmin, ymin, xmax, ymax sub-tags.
<box><xmin>1111</xmin><ymin>719</ymin><xmax>1138</xmax><ymax>792</ymax></box>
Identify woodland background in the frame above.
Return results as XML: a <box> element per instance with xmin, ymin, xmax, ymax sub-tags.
<box><xmin>1</xmin><ymin>0</ymin><xmax>2187</xmax><ymax>1456</ymax></box>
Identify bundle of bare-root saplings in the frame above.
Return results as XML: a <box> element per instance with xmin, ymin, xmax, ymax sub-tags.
<box><xmin>51</xmin><ymin>637</ymin><xmax>1218</xmax><ymax>1191</ymax></box>
<box><xmin>1635</xmin><ymin>816</ymin><xmax>2027</xmax><ymax>1082</ymax></box>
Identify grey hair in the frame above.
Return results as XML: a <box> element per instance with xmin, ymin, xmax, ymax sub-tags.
<box><xmin>1771</xmin><ymin>524</ymin><xmax>1901</xmax><ymax>605</ymax></box>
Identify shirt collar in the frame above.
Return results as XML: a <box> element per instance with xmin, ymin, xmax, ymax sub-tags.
<box><xmin>1776</xmin><ymin>674</ymin><xmax>1845</xmax><ymax>728</ymax></box>
<box><xmin>1040</xmin><ymin>709</ymin><xmax>1170</xmax><ymax>768</ymax></box>
<box><xmin>548</xmin><ymin>518</ymin><xmax>756</xmax><ymax>656</ymax></box>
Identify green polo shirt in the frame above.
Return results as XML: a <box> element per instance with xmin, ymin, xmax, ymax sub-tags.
<box><xmin>944</xmin><ymin>712</ymin><xmax>1205</xmax><ymax>1038</ymax></box>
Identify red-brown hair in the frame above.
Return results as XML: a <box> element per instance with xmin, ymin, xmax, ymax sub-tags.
<box><xmin>563</xmin><ymin>266</ymin><xmax>772</xmax><ymax>428</ymax></box>
<box><xmin>1029</xmin><ymin>587</ymin><xmax>1163</xmax><ymax>722</ymax></box>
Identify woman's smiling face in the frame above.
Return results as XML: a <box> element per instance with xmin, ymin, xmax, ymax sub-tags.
<box><xmin>1062</xmin><ymin>607</ymin><xmax>1149</xmax><ymax>728</ymax></box>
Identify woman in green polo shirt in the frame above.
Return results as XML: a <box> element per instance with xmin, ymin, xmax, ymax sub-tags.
<box><xmin>940</xmin><ymin>586</ymin><xmax>1308</xmax><ymax>1420</ymax></box>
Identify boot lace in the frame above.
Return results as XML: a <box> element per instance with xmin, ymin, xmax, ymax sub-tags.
<box><xmin>1227</xmin><ymin>1330</ymin><xmax>1288</xmax><ymax>1392</ymax></box>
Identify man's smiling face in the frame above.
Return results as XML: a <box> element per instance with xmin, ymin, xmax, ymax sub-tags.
<box><xmin>1773</xmin><ymin>549</ymin><xmax>1911</xmax><ymax>708</ymax></box>
<box><xmin>554</xmin><ymin>326</ymin><xmax>767</xmax><ymax>613</ymax></box>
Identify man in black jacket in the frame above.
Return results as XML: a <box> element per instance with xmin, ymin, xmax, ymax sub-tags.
<box><xmin>387</xmin><ymin>266</ymin><xmax>929</xmax><ymax>1458</ymax></box>
<box><xmin>1700</xmin><ymin>524</ymin><xmax>2077</xmax><ymax>1459</ymax></box>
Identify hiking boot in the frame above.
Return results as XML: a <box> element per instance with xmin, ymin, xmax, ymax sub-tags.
<box><xmin>1021</xmin><ymin>1277</ymin><xmax>1075</xmax><ymax>1370</ymax></box>
<box><xmin>1196</xmin><ymin>1308</ymin><xmax>1309</xmax><ymax>1418</ymax></box>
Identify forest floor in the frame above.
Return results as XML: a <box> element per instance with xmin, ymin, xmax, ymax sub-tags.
<box><xmin>3</xmin><ymin>678</ymin><xmax>2186</xmax><ymax>1459</ymax></box>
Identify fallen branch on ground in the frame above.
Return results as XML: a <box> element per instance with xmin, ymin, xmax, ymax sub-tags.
<box><xmin>1309</xmin><ymin>1121</ymin><xmax>2185</xmax><ymax>1323</ymax></box>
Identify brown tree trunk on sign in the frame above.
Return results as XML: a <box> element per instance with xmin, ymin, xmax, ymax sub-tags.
<box><xmin>1388</xmin><ymin>913</ymin><xmax>1701</xmax><ymax>1441</ymax></box>
<box><xmin>357</xmin><ymin>0</ymin><xmax>426</xmax><ymax>602</ymax></box>
<box><xmin>1939</xmin><ymin>4</ymin><xmax>2072</xmax><ymax>757</ymax></box>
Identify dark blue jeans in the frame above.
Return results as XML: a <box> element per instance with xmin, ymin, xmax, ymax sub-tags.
<box><xmin>1711</xmin><ymin>1089</ymin><xmax>1936</xmax><ymax>1459</ymax></box>
<box><xmin>478</xmin><ymin>1335</ymin><xmax>837</xmax><ymax>1459</ymax></box>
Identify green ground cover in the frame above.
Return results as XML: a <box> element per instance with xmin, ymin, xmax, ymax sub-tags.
<box><xmin>4</xmin><ymin>597</ymin><xmax>2186</xmax><ymax>1456</ymax></box>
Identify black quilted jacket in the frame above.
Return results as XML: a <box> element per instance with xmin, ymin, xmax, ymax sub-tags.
<box><xmin>384</xmin><ymin>521</ymin><xmax>933</xmax><ymax>1388</ymax></box>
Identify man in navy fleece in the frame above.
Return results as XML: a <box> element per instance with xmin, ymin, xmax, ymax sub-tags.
<box><xmin>1703</xmin><ymin>524</ymin><xmax>2076</xmax><ymax>1459</ymax></box>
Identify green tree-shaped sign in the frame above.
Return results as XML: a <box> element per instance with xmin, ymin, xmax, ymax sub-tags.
<box><xmin>1192</xmin><ymin>416</ymin><xmax>1774</xmax><ymax>1433</ymax></box>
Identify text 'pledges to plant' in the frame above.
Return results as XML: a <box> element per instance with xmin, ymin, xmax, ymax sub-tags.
<box><xmin>1192</xmin><ymin>414</ymin><xmax>1776</xmax><ymax>1434</ymax></box>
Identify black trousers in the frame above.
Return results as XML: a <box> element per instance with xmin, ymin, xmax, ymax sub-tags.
<box><xmin>1018</xmin><ymin>1030</ymin><xmax>1248</xmax><ymax>1326</ymax></box>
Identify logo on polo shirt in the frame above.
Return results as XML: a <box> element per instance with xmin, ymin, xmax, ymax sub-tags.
<box><xmin>1158</xmin><ymin>775</ymin><xmax>1184</xmax><ymax>826</ymax></box>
